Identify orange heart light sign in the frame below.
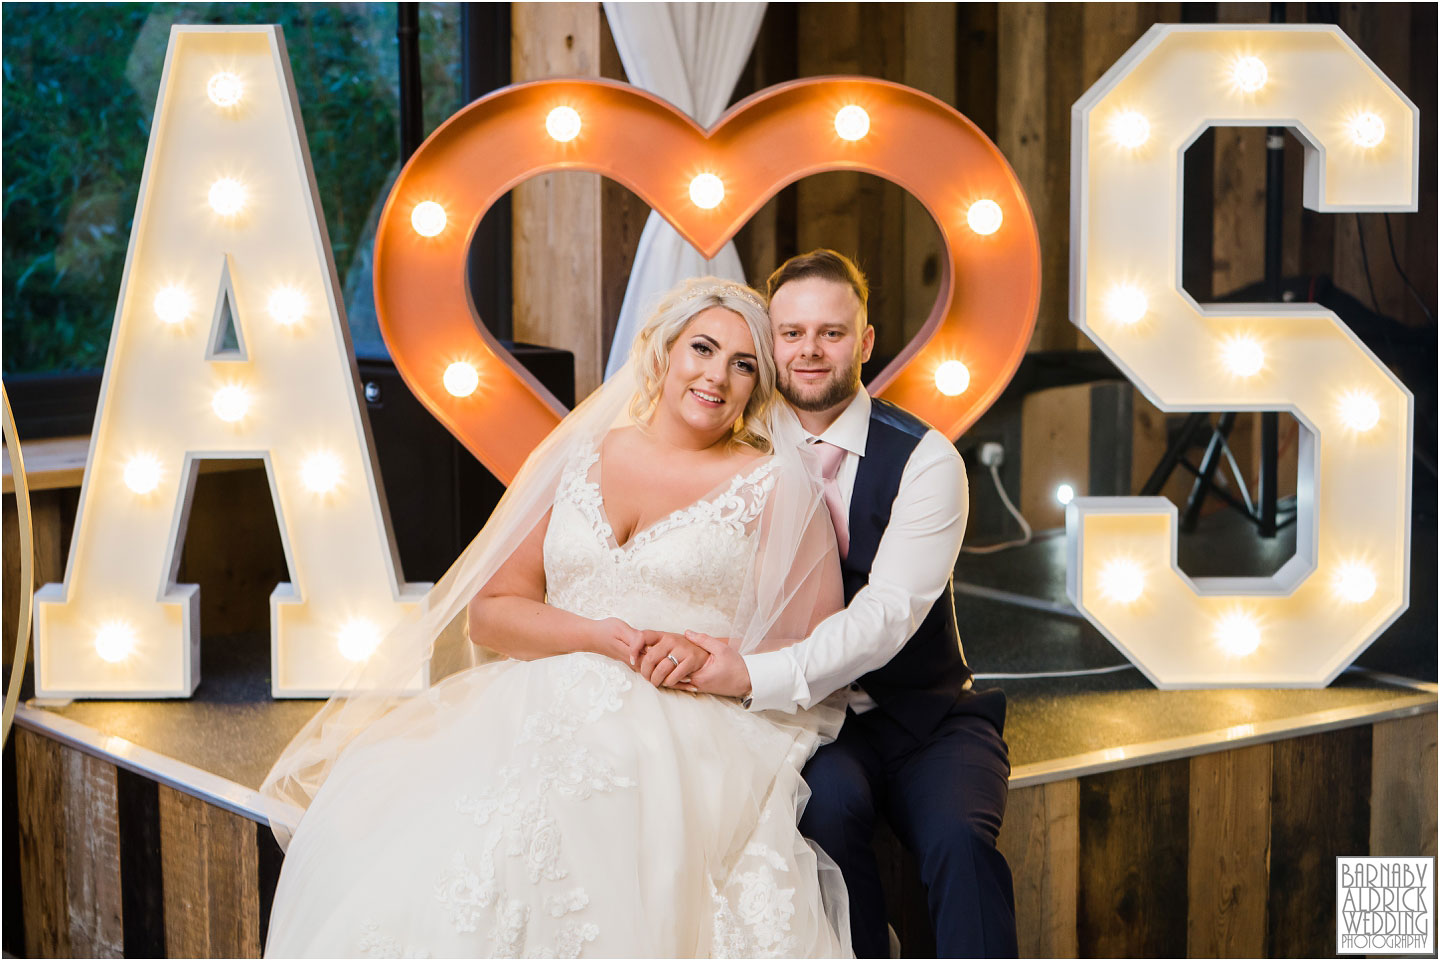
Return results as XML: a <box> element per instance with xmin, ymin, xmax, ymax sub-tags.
<box><xmin>374</xmin><ymin>78</ymin><xmax>1041</xmax><ymax>483</ymax></box>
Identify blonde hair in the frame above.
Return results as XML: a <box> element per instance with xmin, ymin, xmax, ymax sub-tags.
<box><xmin>628</xmin><ymin>277</ymin><xmax>776</xmax><ymax>453</ymax></box>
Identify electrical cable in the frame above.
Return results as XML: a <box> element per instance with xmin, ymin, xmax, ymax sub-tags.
<box><xmin>973</xmin><ymin>664</ymin><xmax>1136</xmax><ymax>681</ymax></box>
<box><xmin>1355</xmin><ymin>213</ymin><xmax>1380</xmax><ymax>314</ymax></box>
<box><xmin>960</xmin><ymin>463</ymin><xmax>1033</xmax><ymax>554</ymax></box>
<box><xmin>1382</xmin><ymin>212</ymin><xmax>1436</xmax><ymax>325</ymax></box>
<box><xmin>1217</xmin><ymin>432</ymin><xmax>1255</xmax><ymax>516</ymax></box>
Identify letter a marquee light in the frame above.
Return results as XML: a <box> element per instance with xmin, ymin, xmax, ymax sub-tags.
<box><xmin>35</xmin><ymin>26</ymin><xmax>430</xmax><ymax>698</ymax></box>
<box><xmin>1067</xmin><ymin>25</ymin><xmax>1417</xmax><ymax>687</ymax></box>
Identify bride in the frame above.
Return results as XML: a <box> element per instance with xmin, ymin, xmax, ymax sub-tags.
<box><xmin>261</xmin><ymin>278</ymin><xmax>853</xmax><ymax>958</ymax></box>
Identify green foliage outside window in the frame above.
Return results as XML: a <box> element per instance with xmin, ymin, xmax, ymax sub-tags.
<box><xmin>2</xmin><ymin>2</ymin><xmax>461</xmax><ymax>374</ymax></box>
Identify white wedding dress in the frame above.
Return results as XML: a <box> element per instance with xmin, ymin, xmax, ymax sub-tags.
<box><xmin>264</xmin><ymin>442</ymin><xmax>850</xmax><ymax>958</ymax></box>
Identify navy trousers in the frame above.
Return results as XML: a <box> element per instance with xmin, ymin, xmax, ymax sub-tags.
<box><xmin>799</xmin><ymin>691</ymin><xmax>1017</xmax><ymax>958</ymax></box>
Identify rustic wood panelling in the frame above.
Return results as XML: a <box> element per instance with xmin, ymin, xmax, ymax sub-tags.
<box><xmin>1370</xmin><ymin>712</ymin><xmax>1438</xmax><ymax>857</ymax></box>
<box><xmin>1188</xmin><ymin>743</ymin><xmax>1273</xmax><ymax>958</ymax></box>
<box><xmin>998</xmin><ymin>779</ymin><xmax>1080</xmax><ymax>959</ymax></box>
<box><xmin>159</xmin><ymin>784</ymin><xmax>262</xmax><ymax>958</ymax></box>
<box><xmin>16</xmin><ymin>728</ymin><xmax>70</xmax><ymax>959</ymax></box>
<box><xmin>62</xmin><ymin>749</ymin><xmax>124</xmax><ymax>958</ymax></box>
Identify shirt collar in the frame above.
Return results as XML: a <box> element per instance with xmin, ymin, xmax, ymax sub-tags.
<box><xmin>807</xmin><ymin>390</ymin><xmax>871</xmax><ymax>457</ymax></box>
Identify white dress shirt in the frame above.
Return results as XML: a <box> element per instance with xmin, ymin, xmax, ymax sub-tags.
<box><xmin>743</xmin><ymin>391</ymin><xmax>969</xmax><ymax>713</ymax></box>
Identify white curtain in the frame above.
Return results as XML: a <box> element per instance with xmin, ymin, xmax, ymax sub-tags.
<box><xmin>601</xmin><ymin>1</ymin><xmax>767</xmax><ymax>380</ymax></box>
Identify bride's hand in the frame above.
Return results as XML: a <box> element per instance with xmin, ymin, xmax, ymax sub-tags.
<box><xmin>591</xmin><ymin>617</ymin><xmax>647</xmax><ymax>666</ymax></box>
<box><xmin>637</xmin><ymin>631</ymin><xmax>710</xmax><ymax>689</ymax></box>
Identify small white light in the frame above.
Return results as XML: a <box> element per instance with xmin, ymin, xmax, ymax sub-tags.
<box><xmin>94</xmin><ymin>622</ymin><xmax>136</xmax><ymax>663</ymax></box>
<box><xmin>1104</xmin><ymin>284</ymin><xmax>1148</xmax><ymax>326</ymax></box>
<box><xmin>689</xmin><ymin>173</ymin><xmax>725</xmax><ymax>210</ymax></box>
<box><xmin>1333</xmin><ymin>561</ymin><xmax>1377</xmax><ymax>604</ymax></box>
<box><xmin>212</xmin><ymin>385</ymin><xmax>251</xmax><ymax>423</ymax></box>
<box><xmin>1221</xmin><ymin>335</ymin><xmax>1265</xmax><ymax>378</ymax></box>
<box><xmin>1099</xmin><ymin>558</ymin><xmax>1145</xmax><ymax>604</ymax></box>
<box><xmin>268</xmin><ymin>286</ymin><xmax>307</xmax><ymax>327</ymax></box>
<box><xmin>443</xmin><ymin>361</ymin><xmax>480</xmax><ymax>398</ymax></box>
<box><xmin>834</xmin><ymin>105</ymin><xmax>870</xmax><ymax>141</ymax></box>
<box><xmin>934</xmin><ymin>360</ymin><xmax>971</xmax><ymax>397</ymax></box>
<box><xmin>123</xmin><ymin>455</ymin><xmax>163</xmax><ymax>495</ymax></box>
<box><xmin>1337</xmin><ymin>390</ymin><xmax>1381</xmax><ymax>433</ymax></box>
<box><xmin>208</xmin><ymin>178</ymin><xmax>247</xmax><ymax>217</ymax></box>
<box><xmin>300</xmin><ymin>451</ymin><xmax>344</xmax><ymax>495</ymax></box>
<box><xmin>1055</xmin><ymin>483</ymin><xmax>1075</xmax><ymax>506</ymax></box>
<box><xmin>1348</xmin><ymin>112</ymin><xmax>1385</xmax><ymax>148</ymax></box>
<box><xmin>1231</xmin><ymin>56</ymin><xmax>1268</xmax><ymax>94</ymax></box>
<box><xmin>337</xmin><ymin>619</ymin><xmax>381</xmax><ymax>662</ymax></box>
<box><xmin>966</xmin><ymin>200</ymin><xmax>1003</xmax><ymax>236</ymax></box>
<box><xmin>206</xmin><ymin>72</ymin><xmax>244</xmax><ymax>107</ymax></box>
<box><xmin>411</xmin><ymin>201</ymin><xmax>447</xmax><ymax>237</ymax></box>
<box><xmin>1214</xmin><ymin>611</ymin><xmax>1261</xmax><ymax>657</ymax></box>
<box><xmin>1109</xmin><ymin>110</ymin><xmax>1151</xmax><ymax>149</ymax></box>
<box><xmin>154</xmin><ymin>286</ymin><xmax>193</xmax><ymax>326</ymax></box>
<box><xmin>545</xmin><ymin>106</ymin><xmax>582</xmax><ymax>143</ymax></box>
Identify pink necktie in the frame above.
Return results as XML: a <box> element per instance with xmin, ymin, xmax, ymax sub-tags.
<box><xmin>812</xmin><ymin>440</ymin><xmax>850</xmax><ymax>559</ymax></box>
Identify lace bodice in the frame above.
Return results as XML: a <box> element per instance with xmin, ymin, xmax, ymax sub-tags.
<box><xmin>543</xmin><ymin>442</ymin><xmax>777</xmax><ymax>638</ymax></box>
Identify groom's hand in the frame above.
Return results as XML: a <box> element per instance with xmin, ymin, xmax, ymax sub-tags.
<box><xmin>680</xmin><ymin>631</ymin><xmax>751</xmax><ymax>699</ymax></box>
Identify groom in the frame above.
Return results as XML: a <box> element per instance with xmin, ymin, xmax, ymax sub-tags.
<box><xmin>672</xmin><ymin>250</ymin><xmax>1016</xmax><ymax>958</ymax></box>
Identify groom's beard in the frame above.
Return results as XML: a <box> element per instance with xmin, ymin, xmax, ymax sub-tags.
<box><xmin>778</xmin><ymin>353</ymin><xmax>863</xmax><ymax>413</ymax></box>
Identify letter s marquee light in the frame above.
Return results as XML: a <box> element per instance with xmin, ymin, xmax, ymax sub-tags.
<box><xmin>372</xmin><ymin>78</ymin><xmax>1042</xmax><ymax>482</ymax></box>
<box><xmin>1067</xmin><ymin>25</ymin><xmax>1418</xmax><ymax>687</ymax></box>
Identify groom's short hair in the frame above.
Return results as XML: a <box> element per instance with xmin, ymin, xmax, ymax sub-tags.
<box><xmin>765</xmin><ymin>249</ymin><xmax>869</xmax><ymax>326</ymax></box>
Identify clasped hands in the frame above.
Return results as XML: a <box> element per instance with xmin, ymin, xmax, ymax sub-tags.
<box><xmin>599</xmin><ymin>618</ymin><xmax>751</xmax><ymax>698</ymax></box>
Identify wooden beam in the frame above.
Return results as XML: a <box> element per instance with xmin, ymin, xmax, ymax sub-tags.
<box><xmin>1187</xmin><ymin>744</ymin><xmax>1272</xmax><ymax>958</ymax></box>
<box><xmin>159</xmin><ymin>785</ymin><xmax>262</xmax><ymax>958</ymax></box>
<box><xmin>1370</xmin><ymin>712</ymin><xmax>1438</xmax><ymax>857</ymax></box>
<box><xmin>16</xmin><ymin>728</ymin><xmax>70</xmax><ymax>959</ymax></box>
<box><xmin>62</xmin><ymin>749</ymin><xmax>124</xmax><ymax>958</ymax></box>
<box><xmin>998</xmin><ymin>779</ymin><xmax>1079</xmax><ymax>959</ymax></box>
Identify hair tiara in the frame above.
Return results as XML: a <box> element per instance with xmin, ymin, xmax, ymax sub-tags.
<box><xmin>683</xmin><ymin>281</ymin><xmax>766</xmax><ymax>312</ymax></box>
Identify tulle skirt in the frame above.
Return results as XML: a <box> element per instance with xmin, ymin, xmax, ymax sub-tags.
<box><xmin>264</xmin><ymin>652</ymin><xmax>851</xmax><ymax>958</ymax></box>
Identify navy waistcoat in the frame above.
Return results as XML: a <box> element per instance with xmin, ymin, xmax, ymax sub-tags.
<box><xmin>847</xmin><ymin>398</ymin><xmax>974</xmax><ymax>740</ymax></box>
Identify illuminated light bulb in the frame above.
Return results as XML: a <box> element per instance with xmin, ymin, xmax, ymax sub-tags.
<box><xmin>411</xmin><ymin>201</ymin><xmax>447</xmax><ymax>237</ymax></box>
<box><xmin>1348</xmin><ymin>111</ymin><xmax>1385</xmax><ymax>148</ymax></box>
<box><xmin>94</xmin><ymin>622</ymin><xmax>136</xmax><ymax>663</ymax></box>
<box><xmin>1231</xmin><ymin>56</ymin><xmax>1268</xmax><ymax>93</ymax></box>
<box><xmin>206</xmin><ymin>71</ymin><xmax>244</xmax><ymax>107</ymax></box>
<box><xmin>337</xmin><ymin>619</ymin><xmax>381</xmax><ymax>662</ymax></box>
<box><xmin>443</xmin><ymin>361</ymin><xmax>480</xmax><ymax>398</ymax></box>
<box><xmin>300</xmin><ymin>451</ymin><xmax>343</xmax><ymax>494</ymax></box>
<box><xmin>834</xmin><ymin>105</ymin><xmax>870</xmax><ymax>141</ymax></box>
<box><xmin>1214</xmin><ymin>611</ymin><xmax>1261</xmax><ymax>657</ymax></box>
<box><xmin>1109</xmin><ymin>110</ymin><xmax>1151</xmax><ymax>149</ymax></box>
<box><xmin>268</xmin><ymin>286</ymin><xmax>307</xmax><ymax>327</ymax></box>
<box><xmin>1337</xmin><ymin>390</ymin><xmax>1381</xmax><ymax>433</ymax></box>
<box><xmin>934</xmin><ymin>360</ymin><xmax>971</xmax><ymax>397</ymax></box>
<box><xmin>154</xmin><ymin>286</ymin><xmax>193</xmax><ymax>325</ymax></box>
<box><xmin>123</xmin><ymin>455</ymin><xmax>163</xmax><ymax>495</ymax></box>
<box><xmin>689</xmin><ymin>173</ymin><xmax>725</xmax><ymax>210</ymax></box>
<box><xmin>1104</xmin><ymin>284</ymin><xmax>1148</xmax><ymax>326</ymax></box>
<box><xmin>1055</xmin><ymin>483</ymin><xmax>1075</xmax><ymax>506</ymax></box>
<box><xmin>1221</xmin><ymin>335</ymin><xmax>1265</xmax><ymax>378</ymax></box>
<box><xmin>211</xmin><ymin>385</ymin><xmax>251</xmax><ymax>423</ymax></box>
<box><xmin>1099</xmin><ymin>558</ymin><xmax>1145</xmax><ymax>604</ymax></box>
<box><xmin>545</xmin><ymin>106</ymin><xmax>582</xmax><ymax>142</ymax></box>
<box><xmin>1333</xmin><ymin>561</ymin><xmax>1377</xmax><ymax>604</ymax></box>
<box><xmin>966</xmin><ymin>200</ymin><xmax>1003</xmax><ymax>236</ymax></box>
<box><xmin>208</xmin><ymin>177</ymin><xmax>247</xmax><ymax>217</ymax></box>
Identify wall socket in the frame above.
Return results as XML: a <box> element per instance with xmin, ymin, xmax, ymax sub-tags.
<box><xmin>979</xmin><ymin>441</ymin><xmax>1005</xmax><ymax>468</ymax></box>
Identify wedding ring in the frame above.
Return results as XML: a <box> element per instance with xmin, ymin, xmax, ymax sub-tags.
<box><xmin>667</xmin><ymin>654</ymin><xmax>681</xmax><ymax>667</ymax></box>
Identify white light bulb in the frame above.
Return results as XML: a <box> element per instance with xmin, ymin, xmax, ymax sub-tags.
<box><xmin>443</xmin><ymin>361</ymin><xmax>480</xmax><ymax>398</ymax></box>
<box><xmin>1333</xmin><ymin>561</ymin><xmax>1377</xmax><ymax>604</ymax></box>
<box><xmin>206</xmin><ymin>72</ymin><xmax>244</xmax><ymax>107</ymax></box>
<box><xmin>300</xmin><ymin>451</ymin><xmax>343</xmax><ymax>494</ymax></box>
<box><xmin>545</xmin><ymin>106</ymin><xmax>582</xmax><ymax>142</ymax></box>
<box><xmin>834</xmin><ymin>105</ymin><xmax>870</xmax><ymax>141</ymax></box>
<box><xmin>208</xmin><ymin>178</ymin><xmax>247</xmax><ymax>217</ymax></box>
<box><xmin>1099</xmin><ymin>558</ymin><xmax>1145</xmax><ymax>604</ymax></box>
<box><xmin>337</xmin><ymin>619</ymin><xmax>381</xmax><ymax>662</ymax></box>
<box><xmin>1231</xmin><ymin>56</ymin><xmax>1268</xmax><ymax>93</ymax></box>
<box><xmin>1104</xmin><ymin>284</ymin><xmax>1148</xmax><ymax>326</ymax></box>
<box><xmin>966</xmin><ymin>200</ymin><xmax>1003</xmax><ymax>236</ymax></box>
<box><xmin>1109</xmin><ymin>110</ymin><xmax>1151</xmax><ymax>149</ymax></box>
<box><xmin>934</xmin><ymin>360</ymin><xmax>971</xmax><ymax>397</ymax></box>
<box><xmin>689</xmin><ymin>173</ymin><xmax>725</xmax><ymax>210</ymax></box>
<box><xmin>1222</xmin><ymin>335</ymin><xmax>1264</xmax><ymax>378</ymax></box>
<box><xmin>1348</xmin><ymin>112</ymin><xmax>1385</xmax><ymax>149</ymax></box>
<box><xmin>1337</xmin><ymin>390</ymin><xmax>1381</xmax><ymax>433</ymax></box>
<box><xmin>1055</xmin><ymin>483</ymin><xmax>1075</xmax><ymax>506</ymax></box>
<box><xmin>1215</xmin><ymin>611</ymin><xmax>1261</xmax><ymax>657</ymax></box>
<box><xmin>94</xmin><ymin>622</ymin><xmax>136</xmax><ymax>663</ymax></box>
<box><xmin>154</xmin><ymin>286</ymin><xmax>193</xmax><ymax>325</ymax></box>
<box><xmin>411</xmin><ymin>201</ymin><xmax>447</xmax><ymax>237</ymax></box>
<box><xmin>268</xmin><ymin>286</ymin><xmax>307</xmax><ymax>327</ymax></box>
<box><xmin>212</xmin><ymin>385</ymin><xmax>250</xmax><ymax>423</ymax></box>
<box><xmin>123</xmin><ymin>455</ymin><xmax>163</xmax><ymax>495</ymax></box>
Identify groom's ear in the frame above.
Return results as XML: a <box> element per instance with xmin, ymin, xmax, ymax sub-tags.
<box><xmin>860</xmin><ymin>323</ymin><xmax>876</xmax><ymax>363</ymax></box>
